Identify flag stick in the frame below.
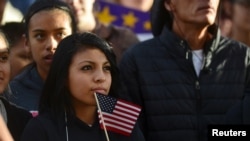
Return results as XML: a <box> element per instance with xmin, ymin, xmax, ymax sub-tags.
<box><xmin>94</xmin><ymin>93</ymin><xmax>110</xmax><ymax>141</ymax></box>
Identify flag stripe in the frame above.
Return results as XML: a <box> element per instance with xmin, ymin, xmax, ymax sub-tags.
<box><xmin>99</xmin><ymin>112</ymin><xmax>136</xmax><ymax>125</ymax></box>
<box><xmin>99</xmin><ymin>117</ymin><xmax>133</xmax><ymax>130</ymax></box>
<box><xmin>96</xmin><ymin>93</ymin><xmax>141</xmax><ymax>136</ymax></box>
<box><xmin>117</xmin><ymin>101</ymin><xmax>141</xmax><ymax>111</ymax></box>
<box><xmin>113</xmin><ymin>109</ymin><xmax>138</xmax><ymax>120</ymax></box>
<box><xmin>100</xmin><ymin>125</ymin><xmax>131</xmax><ymax>136</ymax></box>
<box><xmin>104</xmin><ymin>122</ymin><xmax>132</xmax><ymax>133</ymax></box>
<box><xmin>115</xmin><ymin>104</ymin><xmax>141</xmax><ymax>116</ymax></box>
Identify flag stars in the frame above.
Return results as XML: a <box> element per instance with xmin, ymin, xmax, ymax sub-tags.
<box><xmin>97</xmin><ymin>94</ymin><xmax>116</xmax><ymax>113</ymax></box>
<box><xmin>143</xmin><ymin>20</ymin><xmax>151</xmax><ymax>31</ymax></box>
<box><xmin>122</xmin><ymin>12</ymin><xmax>138</xmax><ymax>28</ymax></box>
<box><xmin>97</xmin><ymin>6</ymin><xmax>117</xmax><ymax>25</ymax></box>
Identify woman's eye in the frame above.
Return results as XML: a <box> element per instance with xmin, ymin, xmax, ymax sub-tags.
<box><xmin>34</xmin><ymin>34</ymin><xmax>44</xmax><ymax>40</ymax></box>
<box><xmin>81</xmin><ymin>65</ymin><xmax>92</xmax><ymax>70</ymax></box>
<box><xmin>104</xmin><ymin>66</ymin><xmax>111</xmax><ymax>71</ymax></box>
<box><xmin>57</xmin><ymin>32</ymin><xmax>66</xmax><ymax>39</ymax></box>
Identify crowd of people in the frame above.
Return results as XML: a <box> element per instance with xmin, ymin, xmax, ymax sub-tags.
<box><xmin>0</xmin><ymin>0</ymin><xmax>250</xmax><ymax>141</ymax></box>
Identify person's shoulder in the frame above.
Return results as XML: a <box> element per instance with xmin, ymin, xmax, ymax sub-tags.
<box><xmin>126</xmin><ymin>37</ymin><xmax>159</xmax><ymax>52</ymax></box>
<box><xmin>10</xmin><ymin>64</ymin><xmax>35</xmax><ymax>82</ymax></box>
<box><xmin>2</xmin><ymin>98</ymin><xmax>32</xmax><ymax>119</ymax></box>
<box><xmin>21</xmin><ymin>113</ymin><xmax>55</xmax><ymax>141</ymax></box>
<box><xmin>26</xmin><ymin>112</ymin><xmax>55</xmax><ymax>128</ymax></box>
<box><xmin>219</xmin><ymin>36</ymin><xmax>250</xmax><ymax>51</ymax></box>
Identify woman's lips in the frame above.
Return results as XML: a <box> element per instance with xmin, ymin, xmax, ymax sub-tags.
<box><xmin>44</xmin><ymin>54</ymin><xmax>53</xmax><ymax>63</ymax></box>
<box><xmin>92</xmin><ymin>88</ymin><xmax>107</xmax><ymax>95</ymax></box>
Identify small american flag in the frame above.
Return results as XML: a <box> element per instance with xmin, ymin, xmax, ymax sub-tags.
<box><xmin>96</xmin><ymin>93</ymin><xmax>141</xmax><ymax>136</ymax></box>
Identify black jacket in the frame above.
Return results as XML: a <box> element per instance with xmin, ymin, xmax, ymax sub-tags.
<box><xmin>21</xmin><ymin>112</ymin><xmax>145</xmax><ymax>141</ymax></box>
<box><xmin>1</xmin><ymin>97</ymin><xmax>32</xmax><ymax>141</ymax></box>
<box><xmin>119</xmin><ymin>26</ymin><xmax>250</xmax><ymax>141</ymax></box>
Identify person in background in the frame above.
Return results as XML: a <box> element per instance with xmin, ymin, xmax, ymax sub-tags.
<box><xmin>21</xmin><ymin>32</ymin><xmax>144</xmax><ymax>141</ymax></box>
<box><xmin>0</xmin><ymin>0</ymin><xmax>23</xmax><ymax>25</ymax></box>
<box><xmin>0</xmin><ymin>29</ymin><xmax>32</xmax><ymax>141</ymax></box>
<box><xmin>9</xmin><ymin>0</ymin><xmax>35</xmax><ymax>15</ymax></box>
<box><xmin>6</xmin><ymin>0</ymin><xmax>77</xmax><ymax>112</ymax></box>
<box><xmin>119</xmin><ymin>0</ymin><xmax>250</xmax><ymax>140</ymax></box>
<box><xmin>108</xmin><ymin>0</ymin><xmax>153</xmax><ymax>12</ymax></box>
<box><xmin>60</xmin><ymin>0</ymin><xmax>140</xmax><ymax>63</ymax></box>
<box><xmin>219</xmin><ymin>0</ymin><xmax>232</xmax><ymax>37</ymax></box>
<box><xmin>1</xmin><ymin>22</ymin><xmax>33</xmax><ymax>80</ymax></box>
<box><xmin>228</xmin><ymin>0</ymin><xmax>250</xmax><ymax>46</ymax></box>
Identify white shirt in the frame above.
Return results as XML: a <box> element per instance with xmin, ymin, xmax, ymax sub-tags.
<box><xmin>192</xmin><ymin>49</ymin><xmax>204</xmax><ymax>76</ymax></box>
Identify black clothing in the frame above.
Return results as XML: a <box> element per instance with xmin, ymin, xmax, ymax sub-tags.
<box><xmin>119</xmin><ymin>26</ymin><xmax>250</xmax><ymax>141</ymax></box>
<box><xmin>0</xmin><ymin>97</ymin><xmax>32</xmax><ymax>141</ymax></box>
<box><xmin>225</xmin><ymin>93</ymin><xmax>250</xmax><ymax>124</ymax></box>
<box><xmin>21</xmin><ymin>112</ymin><xmax>145</xmax><ymax>141</ymax></box>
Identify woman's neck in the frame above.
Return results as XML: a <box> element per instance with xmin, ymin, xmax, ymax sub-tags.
<box><xmin>74</xmin><ymin>104</ymin><xmax>97</xmax><ymax>125</ymax></box>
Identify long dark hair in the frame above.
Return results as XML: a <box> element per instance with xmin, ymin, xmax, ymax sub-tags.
<box><xmin>23</xmin><ymin>0</ymin><xmax>77</xmax><ymax>37</ymax></box>
<box><xmin>39</xmin><ymin>32</ymin><xmax>120</xmax><ymax>117</ymax></box>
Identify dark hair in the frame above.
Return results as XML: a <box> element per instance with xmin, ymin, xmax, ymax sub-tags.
<box><xmin>150</xmin><ymin>0</ymin><xmax>173</xmax><ymax>36</ymax></box>
<box><xmin>23</xmin><ymin>0</ymin><xmax>77</xmax><ymax>37</ymax></box>
<box><xmin>39</xmin><ymin>32</ymin><xmax>120</xmax><ymax>117</ymax></box>
<box><xmin>0</xmin><ymin>22</ymin><xmax>25</xmax><ymax>48</ymax></box>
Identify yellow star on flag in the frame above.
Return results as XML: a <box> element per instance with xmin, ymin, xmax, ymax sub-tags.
<box><xmin>97</xmin><ymin>6</ymin><xmax>117</xmax><ymax>25</ymax></box>
<box><xmin>122</xmin><ymin>12</ymin><xmax>138</xmax><ymax>28</ymax></box>
<box><xmin>143</xmin><ymin>20</ymin><xmax>151</xmax><ymax>31</ymax></box>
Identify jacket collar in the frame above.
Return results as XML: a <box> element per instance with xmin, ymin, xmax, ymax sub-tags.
<box><xmin>159</xmin><ymin>25</ymin><xmax>221</xmax><ymax>55</ymax></box>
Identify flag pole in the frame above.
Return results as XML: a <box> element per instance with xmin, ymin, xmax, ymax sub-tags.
<box><xmin>94</xmin><ymin>93</ymin><xmax>110</xmax><ymax>141</ymax></box>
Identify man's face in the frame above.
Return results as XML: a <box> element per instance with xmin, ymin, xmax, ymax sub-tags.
<box><xmin>165</xmin><ymin>0</ymin><xmax>220</xmax><ymax>26</ymax></box>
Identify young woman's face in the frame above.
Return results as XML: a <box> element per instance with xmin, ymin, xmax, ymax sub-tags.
<box><xmin>0</xmin><ymin>36</ymin><xmax>10</xmax><ymax>93</ymax></box>
<box><xmin>68</xmin><ymin>48</ymin><xmax>112</xmax><ymax>108</ymax></box>
<box><xmin>26</xmin><ymin>9</ymin><xmax>73</xmax><ymax>79</ymax></box>
<box><xmin>165</xmin><ymin>0</ymin><xmax>220</xmax><ymax>26</ymax></box>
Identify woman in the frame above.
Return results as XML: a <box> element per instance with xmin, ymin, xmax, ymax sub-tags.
<box><xmin>7</xmin><ymin>0</ymin><xmax>77</xmax><ymax>112</ymax></box>
<box><xmin>0</xmin><ymin>30</ymin><xmax>32</xmax><ymax>141</ymax></box>
<box><xmin>21</xmin><ymin>32</ymin><xmax>144</xmax><ymax>141</ymax></box>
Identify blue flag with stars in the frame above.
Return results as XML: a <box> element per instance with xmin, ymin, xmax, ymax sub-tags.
<box><xmin>96</xmin><ymin>1</ymin><xmax>151</xmax><ymax>34</ymax></box>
